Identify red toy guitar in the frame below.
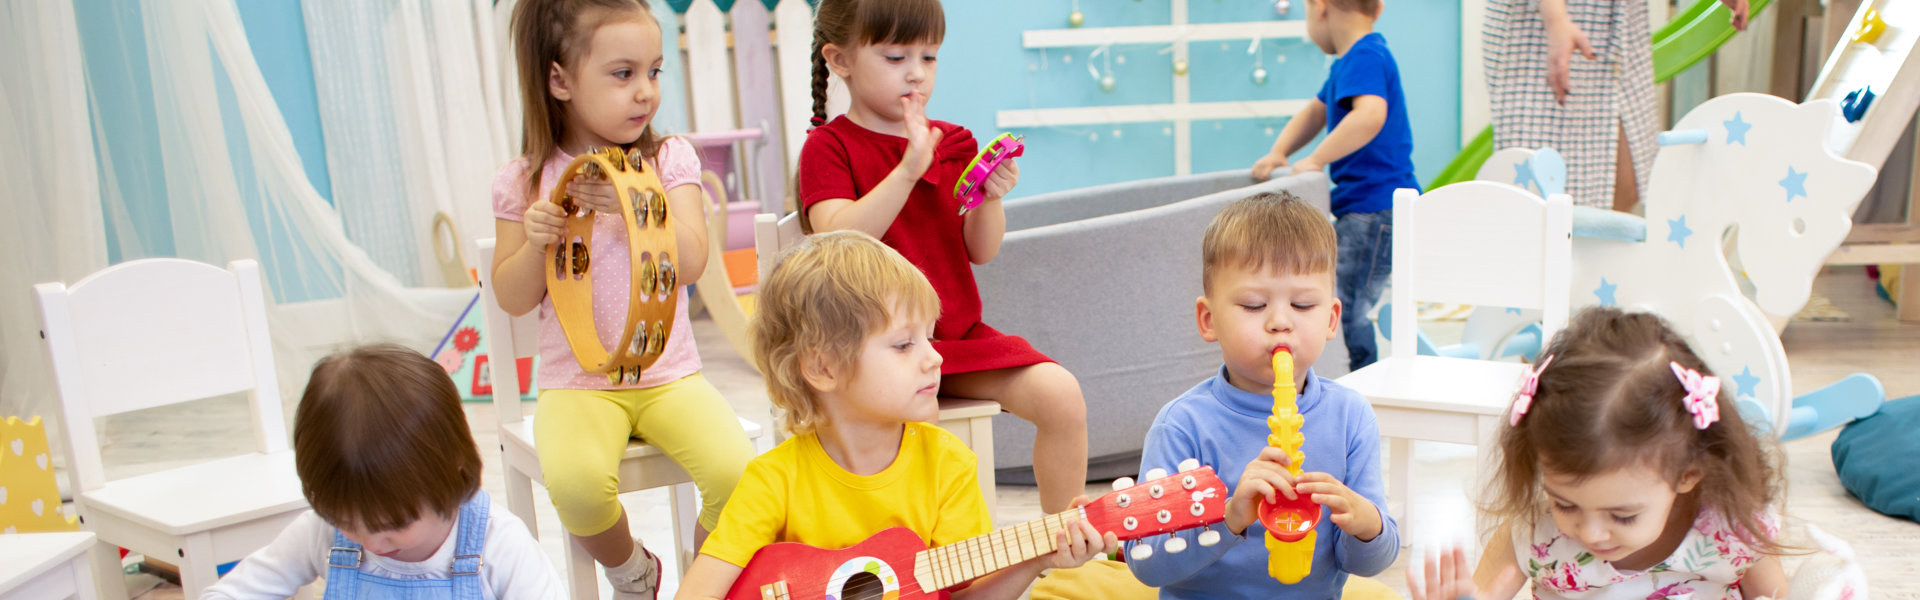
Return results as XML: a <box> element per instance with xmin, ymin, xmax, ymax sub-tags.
<box><xmin>726</xmin><ymin>462</ymin><xmax>1228</xmax><ymax>600</ymax></box>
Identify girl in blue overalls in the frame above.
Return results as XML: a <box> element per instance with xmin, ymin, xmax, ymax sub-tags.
<box><xmin>203</xmin><ymin>345</ymin><xmax>564</xmax><ymax>599</ymax></box>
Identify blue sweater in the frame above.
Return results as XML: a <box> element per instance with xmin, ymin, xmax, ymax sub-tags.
<box><xmin>1125</xmin><ymin>367</ymin><xmax>1399</xmax><ymax>599</ymax></box>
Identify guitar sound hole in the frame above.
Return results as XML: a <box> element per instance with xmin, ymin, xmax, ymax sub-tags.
<box><xmin>839</xmin><ymin>572</ymin><xmax>888</xmax><ymax>600</ymax></box>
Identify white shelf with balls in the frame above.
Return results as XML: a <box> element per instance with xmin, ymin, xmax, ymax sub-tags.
<box><xmin>996</xmin><ymin>0</ymin><xmax>1306</xmax><ymax>175</ymax></box>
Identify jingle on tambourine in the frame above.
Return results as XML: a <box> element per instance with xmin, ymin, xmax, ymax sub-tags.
<box><xmin>543</xmin><ymin>145</ymin><xmax>680</xmax><ymax>386</ymax></box>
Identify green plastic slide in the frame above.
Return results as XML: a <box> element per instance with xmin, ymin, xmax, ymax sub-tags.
<box><xmin>1428</xmin><ymin>0</ymin><xmax>1773</xmax><ymax>189</ymax></box>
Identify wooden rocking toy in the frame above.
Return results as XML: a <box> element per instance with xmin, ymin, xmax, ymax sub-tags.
<box><xmin>546</xmin><ymin>146</ymin><xmax>680</xmax><ymax>386</ymax></box>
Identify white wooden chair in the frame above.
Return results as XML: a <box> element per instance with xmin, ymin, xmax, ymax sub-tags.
<box><xmin>34</xmin><ymin>259</ymin><xmax>307</xmax><ymax>599</ymax></box>
<box><xmin>475</xmin><ymin>239</ymin><xmax>765</xmax><ymax>600</ymax></box>
<box><xmin>0</xmin><ymin>531</ymin><xmax>100</xmax><ymax>600</ymax></box>
<box><xmin>1335</xmin><ymin>183</ymin><xmax>1572</xmax><ymax>544</ymax></box>
<box><xmin>753</xmin><ymin>212</ymin><xmax>1002</xmax><ymax>515</ymax></box>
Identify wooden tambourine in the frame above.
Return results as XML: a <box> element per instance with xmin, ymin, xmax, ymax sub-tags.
<box><xmin>546</xmin><ymin>146</ymin><xmax>678</xmax><ymax>386</ymax></box>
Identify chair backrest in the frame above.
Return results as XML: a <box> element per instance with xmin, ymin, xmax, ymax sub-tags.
<box><xmin>34</xmin><ymin>258</ymin><xmax>286</xmax><ymax>492</ymax></box>
<box><xmin>753</xmin><ymin>212</ymin><xmax>805</xmax><ymax>284</ymax></box>
<box><xmin>475</xmin><ymin>239</ymin><xmax>543</xmax><ymax>429</ymax></box>
<box><xmin>1389</xmin><ymin>183</ymin><xmax>1572</xmax><ymax>361</ymax></box>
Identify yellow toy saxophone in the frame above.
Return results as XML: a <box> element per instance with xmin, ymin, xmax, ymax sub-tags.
<box><xmin>1260</xmin><ymin>347</ymin><xmax>1319</xmax><ymax>584</ymax></box>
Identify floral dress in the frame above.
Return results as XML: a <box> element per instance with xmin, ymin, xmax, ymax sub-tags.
<box><xmin>1513</xmin><ymin>509</ymin><xmax>1777</xmax><ymax>599</ymax></box>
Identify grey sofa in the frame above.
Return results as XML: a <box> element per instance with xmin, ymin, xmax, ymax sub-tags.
<box><xmin>974</xmin><ymin>169</ymin><xmax>1332</xmax><ymax>482</ymax></box>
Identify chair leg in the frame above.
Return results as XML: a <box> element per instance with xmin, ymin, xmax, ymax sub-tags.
<box><xmin>507</xmin><ymin>466</ymin><xmax>540</xmax><ymax>538</ymax></box>
<box><xmin>88</xmin><ymin>541</ymin><xmax>128</xmax><ymax>600</ymax></box>
<box><xmin>178</xmin><ymin>533</ymin><xmax>220</xmax><ymax>597</ymax></box>
<box><xmin>968</xmin><ymin>414</ymin><xmax>997</xmax><ymax>518</ymax></box>
<box><xmin>670</xmin><ymin>482</ymin><xmax>698</xmax><ymax>577</ymax></box>
<box><xmin>1390</xmin><ymin>437</ymin><xmax>1412</xmax><ymax>548</ymax></box>
<box><xmin>565</xmin><ymin>534</ymin><xmax>601</xmax><ymax>600</ymax></box>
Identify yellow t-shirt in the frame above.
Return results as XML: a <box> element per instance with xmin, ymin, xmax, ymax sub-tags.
<box><xmin>699</xmin><ymin>422</ymin><xmax>991</xmax><ymax>568</ymax></box>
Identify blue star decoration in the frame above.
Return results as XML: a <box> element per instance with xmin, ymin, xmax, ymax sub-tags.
<box><xmin>1779</xmin><ymin>167</ymin><xmax>1808</xmax><ymax>202</ymax></box>
<box><xmin>1724</xmin><ymin>112</ymin><xmax>1751</xmax><ymax>146</ymax></box>
<box><xmin>1513</xmin><ymin>160</ymin><xmax>1536</xmax><ymax>192</ymax></box>
<box><xmin>1593</xmin><ymin>278</ymin><xmax>1618</xmax><ymax>307</ymax></box>
<box><xmin>1506</xmin><ymin>307</ymin><xmax>1523</xmax><ymax>315</ymax></box>
<box><xmin>1732</xmin><ymin>366</ymin><xmax>1762</xmax><ymax>399</ymax></box>
<box><xmin>1667</xmin><ymin>214</ymin><xmax>1694</xmax><ymax>248</ymax></box>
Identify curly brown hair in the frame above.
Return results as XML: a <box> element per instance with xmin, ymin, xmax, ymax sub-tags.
<box><xmin>1486</xmin><ymin>307</ymin><xmax>1786</xmax><ymax>554</ymax></box>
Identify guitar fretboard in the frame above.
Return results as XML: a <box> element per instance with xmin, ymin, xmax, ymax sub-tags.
<box><xmin>910</xmin><ymin>509</ymin><xmax>1081</xmax><ymax>592</ymax></box>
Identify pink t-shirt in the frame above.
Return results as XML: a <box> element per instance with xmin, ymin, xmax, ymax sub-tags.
<box><xmin>492</xmin><ymin>137</ymin><xmax>703</xmax><ymax>390</ymax></box>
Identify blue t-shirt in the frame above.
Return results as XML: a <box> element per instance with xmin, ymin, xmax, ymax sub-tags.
<box><xmin>1315</xmin><ymin>32</ymin><xmax>1419</xmax><ymax>216</ymax></box>
<box><xmin>1124</xmin><ymin>367</ymin><xmax>1399</xmax><ymax>600</ymax></box>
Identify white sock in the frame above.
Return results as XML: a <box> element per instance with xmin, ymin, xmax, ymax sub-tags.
<box><xmin>605</xmin><ymin>540</ymin><xmax>656</xmax><ymax>584</ymax></box>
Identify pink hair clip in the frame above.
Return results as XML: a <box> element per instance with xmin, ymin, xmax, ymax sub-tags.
<box><xmin>1670</xmin><ymin>362</ymin><xmax>1721</xmax><ymax>429</ymax></box>
<box><xmin>1509</xmin><ymin>354</ymin><xmax>1554</xmax><ymax>426</ymax></box>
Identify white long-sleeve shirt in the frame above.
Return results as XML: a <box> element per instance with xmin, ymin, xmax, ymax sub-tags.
<box><xmin>201</xmin><ymin>503</ymin><xmax>564</xmax><ymax>600</ymax></box>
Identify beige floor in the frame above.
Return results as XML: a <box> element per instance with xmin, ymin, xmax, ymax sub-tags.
<box><xmin>112</xmin><ymin>267</ymin><xmax>1918</xmax><ymax>599</ymax></box>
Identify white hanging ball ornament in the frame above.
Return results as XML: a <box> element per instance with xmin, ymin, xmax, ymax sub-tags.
<box><xmin>1100</xmin><ymin>74</ymin><xmax>1117</xmax><ymax>93</ymax></box>
<box><xmin>1252</xmin><ymin>67</ymin><xmax>1269</xmax><ymax>85</ymax></box>
<box><xmin>1069</xmin><ymin>10</ymin><xmax>1084</xmax><ymax>27</ymax></box>
<box><xmin>1274</xmin><ymin>0</ymin><xmax>1291</xmax><ymax>15</ymax></box>
<box><xmin>1173</xmin><ymin>59</ymin><xmax>1189</xmax><ymax>76</ymax></box>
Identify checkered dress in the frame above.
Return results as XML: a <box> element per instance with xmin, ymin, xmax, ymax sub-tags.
<box><xmin>1484</xmin><ymin>0</ymin><xmax>1657</xmax><ymax>209</ymax></box>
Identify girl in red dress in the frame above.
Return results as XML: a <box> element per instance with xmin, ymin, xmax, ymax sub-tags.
<box><xmin>795</xmin><ymin>0</ymin><xmax>1088</xmax><ymax>513</ymax></box>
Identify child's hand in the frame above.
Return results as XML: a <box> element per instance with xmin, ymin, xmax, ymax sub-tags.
<box><xmin>1289</xmin><ymin>156</ymin><xmax>1324</xmax><ymax>175</ymax></box>
<box><xmin>523</xmin><ymin>200</ymin><xmax>567</xmax><ymax>249</ymax></box>
<box><xmin>982</xmin><ymin>158</ymin><xmax>1019</xmax><ymax>202</ymax></box>
<box><xmin>1224</xmin><ymin>447</ymin><xmax>1298</xmax><ymax>535</ymax></box>
<box><xmin>1046</xmin><ymin>495</ymin><xmax>1120</xmax><ymax>570</ymax></box>
<box><xmin>1544</xmin><ymin>16</ymin><xmax>1597</xmax><ymax>105</ymax></box>
<box><xmin>1407</xmin><ymin>546</ymin><xmax>1476</xmax><ymax>600</ymax></box>
<box><xmin>1251</xmin><ymin>153</ymin><xmax>1290</xmax><ymax>180</ymax></box>
<box><xmin>565</xmin><ymin>177</ymin><xmax>624</xmax><ymax>214</ymax></box>
<box><xmin>1294</xmin><ymin>472</ymin><xmax>1382</xmax><ymax>542</ymax></box>
<box><xmin>899</xmin><ymin>91</ymin><xmax>944</xmax><ymax>179</ymax></box>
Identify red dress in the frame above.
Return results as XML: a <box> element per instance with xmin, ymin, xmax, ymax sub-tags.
<box><xmin>798</xmin><ymin>116</ymin><xmax>1053</xmax><ymax>375</ymax></box>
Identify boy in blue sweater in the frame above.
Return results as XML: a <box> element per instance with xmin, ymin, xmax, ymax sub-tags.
<box><xmin>1125</xmin><ymin>192</ymin><xmax>1398</xmax><ymax>598</ymax></box>
<box><xmin>1248</xmin><ymin>0</ymin><xmax>1417</xmax><ymax>371</ymax></box>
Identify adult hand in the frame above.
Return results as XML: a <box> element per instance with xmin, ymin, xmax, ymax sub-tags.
<box><xmin>1721</xmin><ymin>0</ymin><xmax>1749</xmax><ymax>32</ymax></box>
<box><xmin>1545</xmin><ymin>17</ymin><xmax>1597</xmax><ymax>105</ymax></box>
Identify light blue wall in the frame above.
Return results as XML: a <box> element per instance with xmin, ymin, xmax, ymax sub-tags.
<box><xmin>76</xmin><ymin>0</ymin><xmax>336</xmax><ymax>300</ymax></box>
<box><xmin>930</xmin><ymin>0</ymin><xmax>1460</xmax><ymax>197</ymax></box>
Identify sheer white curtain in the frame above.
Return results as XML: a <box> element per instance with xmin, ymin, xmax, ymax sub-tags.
<box><xmin>302</xmin><ymin>0</ymin><xmax>515</xmax><ymax>288</ymax></box>
<box><xmin>0</xmin><ymin>0</ymin><xmax>110</xmax><ymax>425</ymax></box>
<box><xmin>2</xmin><ymin>0</ymin><xmax>478</xmax><ymax>420</ymax></box>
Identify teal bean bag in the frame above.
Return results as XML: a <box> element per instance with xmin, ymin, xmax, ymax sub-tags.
<box><xmin>1831</xmin><ymin>395</ymin><xmax>1920</xmax><ymax>522</ymax></box>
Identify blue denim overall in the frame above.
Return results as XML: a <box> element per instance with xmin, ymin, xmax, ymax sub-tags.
<box><xmin>323</xmin><ymin>492</ymin><xmax>489</xmax><ymax>600</ymax></box>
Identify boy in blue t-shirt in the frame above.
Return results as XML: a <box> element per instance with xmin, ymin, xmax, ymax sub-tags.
<box><xmin>1124</xmin><ymin>192</ymin><xmax>1398</xmax><ymax>599</ymax></box>
<box><xmin>1249</xmin><ymin>0</ymin><xmax>1418</xmax><ymax>371</ymax></box>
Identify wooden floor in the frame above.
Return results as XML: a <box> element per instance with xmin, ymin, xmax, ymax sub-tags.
<box><xmin>110</xmin><ymin>267</ymin><xmax>1917</xmax><ymax>599</ymax></box>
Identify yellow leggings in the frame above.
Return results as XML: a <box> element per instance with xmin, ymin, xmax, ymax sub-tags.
<box><xmin>534</xmin><ymin>373</ymin><xmax>756</xmax><ymax>536</ymax></box>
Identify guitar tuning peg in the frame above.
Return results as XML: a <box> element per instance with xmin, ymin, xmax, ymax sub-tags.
<box><xmin>1130</xmin><ymin>545</ymin><xmax>1154</xmax><ymax>561</ymax></box>
<box><xmin>1164</xmin><ymin>537</ymin><xmax>1188</xmax><ymax>554</ymax></box>
<box><xmin>1144</xmin><ymin>468</ymin><xmax>1168</xmax><ymax>481</ymax></box>
<box><xmin>1111</xmin><ymin>477</ymin><xmax>1135</xmax><ymax>491</ymax></box>
<box><xmin>1198</xmin><ymin>530</ymin><xmax>1221</xmax><ymax>547</ymax></box>
<box><xmin>1178</xmin><ymin>458</ymin><xmax>1201</xmax><ymax>472</ymax></box>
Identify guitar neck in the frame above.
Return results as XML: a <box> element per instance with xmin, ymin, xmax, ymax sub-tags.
<box><xmin>910</xmin><ymin>509</ymin><xmax>1081</xmax><ymax>592</ymax></box>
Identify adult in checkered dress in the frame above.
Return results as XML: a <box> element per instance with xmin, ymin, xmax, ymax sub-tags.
<box><xmin>1483</xmin><ymin>0</ymin><xmax>1748</xmax><ymax>210</ymax></box>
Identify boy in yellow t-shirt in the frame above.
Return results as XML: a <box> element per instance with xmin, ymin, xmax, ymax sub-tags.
<box><xmin>675</xmin><ymin>232</ymin><xmax>1115</xmax><ymax>600</ymax></box>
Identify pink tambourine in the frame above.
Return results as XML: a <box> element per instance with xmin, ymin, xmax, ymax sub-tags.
<box><xmin>953</xmin><ymin>133</ymin><xmax>1025</xmax><ymax>215</ymax></box>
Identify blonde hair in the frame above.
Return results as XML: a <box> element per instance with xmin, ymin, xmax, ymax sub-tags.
<box><xmin>751</xmin><ymin>231</ymin><xmax>940</xmax><ymax>435</ymax></box>
<box><xmin>1200</xmin><ymin>191</ymin><xmax>1337</xmax><ymax>294</ymax></box>
<box><xmin>1488</xmin><ymin>307</ymin><xmax>1786</xmax><ymax>555</ymax></box>
<box><xmin>510</xmin><ymin>0</ymin><xmax>667</xmax><ymax>199</ymax></box>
